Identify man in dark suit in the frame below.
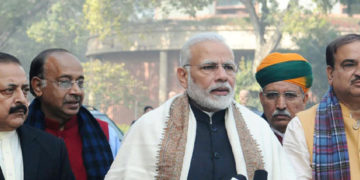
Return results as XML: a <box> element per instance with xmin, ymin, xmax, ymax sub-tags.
<box><xmin>0</xmin><ymin>52</ymin><xmax>74</xmax><ymax>180</ymax></box>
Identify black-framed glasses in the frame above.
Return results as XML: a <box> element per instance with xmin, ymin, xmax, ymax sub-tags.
<box><xmin>183</xmin><ymin>62</ymin><xmax>238</xmax><ymax>75</ymax></box>
<box><xmin>42</xmin><ymin>79</ymin><xmax>85</xmax><ymax>90</ymax></box>
<box><xmin>262</xmin><ymin>91</ymin><xmax>303</xmax><ymax>101</ymax></box>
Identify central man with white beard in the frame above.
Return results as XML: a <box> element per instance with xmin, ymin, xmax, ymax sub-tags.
<box><xmin>105</xmin><ymin>32</ymin><xmax>295</xmax><ymax>180</ymax></box>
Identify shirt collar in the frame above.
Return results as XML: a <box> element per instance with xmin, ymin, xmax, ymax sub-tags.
<box><xmin>0</xmin><ymin>130</ymin><xmax>17</xmax><ymax>140</ymax></box>
<box><xmin>271</xmin><ymin>127</ymin><xmax>284</xmax><ymax>138</ymax></box>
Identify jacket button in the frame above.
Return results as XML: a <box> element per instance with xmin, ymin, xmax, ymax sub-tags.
<box><xmin>211</xmin><ymin>127</ymin><xmax>218</xmax><ymax>132</ymax></box>
<box><xmin>214</xmin><ymin>152</ymin><xmax>220</xmax><ymax>159</ymax></box>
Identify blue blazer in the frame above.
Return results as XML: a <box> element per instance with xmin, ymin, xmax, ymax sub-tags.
<box><xmin>0</xmin><ymin>125</ymin><xmax>74</xmax><ymax>180</ymax></box>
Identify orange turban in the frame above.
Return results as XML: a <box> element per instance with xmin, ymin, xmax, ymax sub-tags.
<box><xmin>255</xmin><ymin>52</ymin><xmax>313</xmax><ymax>93</ymax></box>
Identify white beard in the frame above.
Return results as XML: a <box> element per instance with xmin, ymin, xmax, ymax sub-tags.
<box><xmin>186</xmin><ymin>75</ymin><xmax>234</xmax><ymax>112</ymax></box>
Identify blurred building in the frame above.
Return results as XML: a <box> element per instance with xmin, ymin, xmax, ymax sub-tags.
<box><xmin>86</xmin><ymin>0</ymin><xmax>360</xmax><ymax>125</ymax></box>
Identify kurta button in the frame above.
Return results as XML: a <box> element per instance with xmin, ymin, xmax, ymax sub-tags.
<box><xmin>214</xmin><ymin>152</ymin><xmax>220</xmax><ymax>159</ymax></box>
<box><xmin>211</xmin><ymin>127</ymin><xmax>217</xmax><ymax>132</ymax></box>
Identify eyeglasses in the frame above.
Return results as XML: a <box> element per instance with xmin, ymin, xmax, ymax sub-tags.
<box><xmin>183</xmin><ymin>62</ymin><xmax>238</xmax><ymax>75</ymax></box>
<box><xmin>42</xmin><ymin>79</ymin><xmax>85</xmax><ymax>90</ymax></box>
<box><xmin>262</xmin><ymin>91</ymin><xmax>303</xmax><ymax>101</ymax></box>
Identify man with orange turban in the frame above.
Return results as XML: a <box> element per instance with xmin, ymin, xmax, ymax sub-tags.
<box><xmin>255</xmin><ymin>52</ymin><xmax>313</xmax><ymax>144</ymax></box>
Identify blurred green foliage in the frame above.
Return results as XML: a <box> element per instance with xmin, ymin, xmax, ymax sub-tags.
<box><xmin>235</xmin><ymin>59</ymin><xmax>262</xmax><ymax>110</ymax></box>
<box><xmin>293</xmin><ymin>16</ymin><xmax>339</xmax><ymax>100</ymax></box>
<box><xmin>82</xmin><ymin>60</ymin><xmax>148</xmax><ymax>112</ymax></box>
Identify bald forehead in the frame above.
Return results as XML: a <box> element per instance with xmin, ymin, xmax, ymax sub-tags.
<box><xmin>47</xmin><ymin>51</ymin><xmax>79</xmax><ymax>63</ymax></box>
<box><xmin>43</xmin><ymin>52</ymin><xmax>83</xmax><ymax>77</ymax></box>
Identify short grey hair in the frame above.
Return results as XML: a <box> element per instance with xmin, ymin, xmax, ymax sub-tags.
<box><xmin>179</xmin><ymin>32</ymin><xmax>234</xmax><ymax>67</ymax></box>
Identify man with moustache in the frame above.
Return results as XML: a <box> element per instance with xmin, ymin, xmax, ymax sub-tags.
<box><xmin>0</xmin><ymin>52</ymin><xmax>74</xmax><ymax>180</ymax></box>
<box><xmin>25</xmin><ymin>49</ymin><xmax>121</xmax><ymax>180</ymax></box>
<box><xmin>284</xmin><ymin>34</ymin><xmax>360</xmax><ymax>179</ymax></box>
<box><xmin>105</xmin><ymin>33</ymin><xmax>295</xmax><ymax>179</ymax></box>
<box><xmin>255</xmin><ymin>52</ymin><xmax>313</xmax><ymax>144</ymax></box>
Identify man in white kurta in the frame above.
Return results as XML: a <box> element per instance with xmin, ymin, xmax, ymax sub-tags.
<box><xmin>106</xmin><ymin>32</ymin><xmax>295</xmax><ymax>180</ymax></box>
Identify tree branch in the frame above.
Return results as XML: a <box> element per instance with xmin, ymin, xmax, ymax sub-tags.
<box><xmin>0</xmin><ymin>1</ymin><xmax>50</xmax><ymax>48</ymax></box>
<box><xmin>240</xmin><ymin>0</ymin><xmax>263</xmax><ymax>43</ymax></box>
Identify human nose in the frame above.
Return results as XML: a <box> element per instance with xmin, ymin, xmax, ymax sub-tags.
<box><xmin>275</xmin><ymin>94</ymin><xmax>287</xmax><ymax>110</ymax></box>
<box><xmin>214</xmin><ymin>65</ymin><xmax>229</xmax><ymax>82</ymax></box>
<box><xmin>68</xmin><ymin>82</ymin><xmax>82</xmax><ymax>94</ymax></box>
<box><xmin>355</xmin><ymin>64</ymin><xmax>360</xmax><ymax>75</ymax></box>
<box><xmin>14</xmin><ymin>88</ymin><xmax>28</xmax><ymax>105</ymax></box>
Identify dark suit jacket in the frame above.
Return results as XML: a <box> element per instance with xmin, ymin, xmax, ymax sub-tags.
<box><xmin>0</xmin><ymin>125</ymin><xmax>74</xmax><ymax>180</ymax></box>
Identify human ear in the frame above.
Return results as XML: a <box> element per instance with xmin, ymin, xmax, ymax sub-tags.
<box><xmin>177</xmin><ymin>67</ymin><xmax>188</xmax><ymax>89</ymax></box>
<box><xmin>31</xmin><ymin>76</ymin><xmax>44</xmax><ymax>97</ymax></box>
<box><xmin>326</xmin><ymin>65</ymin><xmax>334</xmax><ymax>85</ymax></box>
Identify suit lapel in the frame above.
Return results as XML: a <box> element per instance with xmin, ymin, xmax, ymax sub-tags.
<box><xmin>17</xmin><ymin>126</ymin><xmax>41</xmax><ymax>180</ymax></box>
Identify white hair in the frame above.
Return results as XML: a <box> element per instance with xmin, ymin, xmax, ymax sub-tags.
<box><xmin>179</xmin><ymin>32</ymin><xmax>234</xmax><ymax>67</ymax></box>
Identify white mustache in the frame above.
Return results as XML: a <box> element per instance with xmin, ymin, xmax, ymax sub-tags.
<box><xmin>208</xmin><ymin>82</ymin><xmax>232</xmax><ymax>93</ymax></box>
<box><xmin>272</xmin><ymin>109</ymin><xmax>291</xmax><ymax>117</ymax></box>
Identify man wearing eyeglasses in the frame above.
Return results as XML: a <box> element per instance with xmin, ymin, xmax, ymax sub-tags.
<box><xmin>0</xmin><ymin>52</ymin><xmax>74</xmax><ymax>180</ymax></box>
<box><xmin>255</xmin><ymin>52</ymin><xmax>313</xmax><ymax>144</ymax></box>
<box><xmin>106</xmin><ymin>33</ymin><xmax>295</xmax><ymax>179</ymax></box>
<box><xmin>283</xmin><ymin>34</ymin><xmax>360</xmax><ymax>179</ymax></box>
<box><xmin>25</xmin><ymin>49</ymin><xmax>121</xmax><ymax>180</ymax></box>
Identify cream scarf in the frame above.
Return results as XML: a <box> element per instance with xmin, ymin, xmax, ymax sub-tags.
<box><xmin>105</xmin><ymin>94</ymin><xmax>295</xmax><ymax>180</ymax></box>
<box><xmin>156</xmin><ymin>94</ymin><xmax>264</xmax><ymax>179</ymax></box>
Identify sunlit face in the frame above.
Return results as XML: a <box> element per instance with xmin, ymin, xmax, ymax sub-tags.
<box><xmin>177</xmin><ymin>40</ymin><xmax>236</xmax><ymax>112</ymax></box>
<box><xmin>32</xmin><ymin>52</ymin><xmax>84</xmax><ymax>122</ymax></box>
<box><xmin>327</xmin><ymin>41</ymin><xmax>360</xmax><ymax>104</ymax></box>
<box><xmin>259</xmin><ymin>81</ymin><xmax>308</xmax><ymax>133</ymax></box>
<box><xmin>0</xmin><ymin>63</ymin><xmax>29</xmax><ymax>131</ymax></box>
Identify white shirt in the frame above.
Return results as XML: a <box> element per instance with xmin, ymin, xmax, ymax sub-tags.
<box><xmin>0</xmin><ymin>130</ymin><xmax>23</xmax><ymax>180</ymax></box>
<box><xmin>272</xmin><ymin>127</ymin><xmax>284</xmax><ymax>138</ymax></box>
<box><xmin>283</xmin><ymin>117</ymin><xmax>312</xmax><ymax>180</ymax></box>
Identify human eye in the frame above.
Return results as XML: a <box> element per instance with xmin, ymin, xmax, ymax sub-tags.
<box><xmin>76</xmin><ymin>79</ymin><xmax>85</xmax><ymax>89</ymax></box>
<box><xmin>58</xmin><ymin>79</ymin><xmax>72</xmax><ymax>89</ymax></box>
<box><xmin>200</xmin><ymin>64</ymin><xmax>217</xmax><ymax>71</ymax></box>
<box><xmin>264</xmin><ymin>92</ymin><xmax>279</xmax><ymax>100</ymax></box>
<box><xmin>22</xmin><ymin>87</ymin><xmax>30</xmax><ymax>97</ymax></box>
<box><xmin>1</xmin><ymin>88</ymin><xmax>15</xmax><ymax>96</ymax></box>
<box><xmin>343</xmin><ymin>62</ymin><xmax>355</xmax><ymax>67</ymax></box>
<box><xmin>223</xmin><ymin>64</ymin><xmax>236</xmax><ymax>71</ymax></box>
<box><xmin>284</xmin><ymin>92</ymin><xmax>298</xmax><ymax>100</ymax></box>
<box><xmin>341</xmin><ymin>60</ymin><xmax>357</xmax><ymax>70</ymax></box>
